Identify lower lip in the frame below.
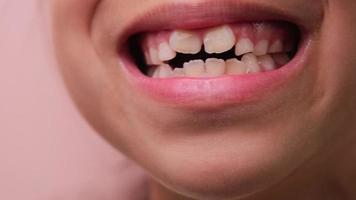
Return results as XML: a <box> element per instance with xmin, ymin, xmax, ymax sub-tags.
<box><xmin>119</xmin><ymin>38</ymin><xmax>310</xmax><ymax>110</ymax></box>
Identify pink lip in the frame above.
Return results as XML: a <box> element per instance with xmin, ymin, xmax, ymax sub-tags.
<box><xmin>117</xmin><ymin>0</ymin><xmax>318</xmax><ymax>110</ymax></box>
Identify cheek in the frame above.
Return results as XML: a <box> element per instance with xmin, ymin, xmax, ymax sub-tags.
<box><xmin>317</xmin><ymin>0</ymin><xmax>356</xmax><ymax>102</ymax></box>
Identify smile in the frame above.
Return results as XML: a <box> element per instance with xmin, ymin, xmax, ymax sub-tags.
<box><xmin>117</xmin><ymin>0</ymin><xmax>321</xmax><ymax>109</ymax></box>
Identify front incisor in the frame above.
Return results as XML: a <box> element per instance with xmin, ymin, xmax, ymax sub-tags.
<box><xmin>169</xmin><ymin>31</ymin><xmax>202</xmax><ymax>54</ymax></box>
<box><xmin>204</xmin><ymin>25</ymin><xmax>236</xmax><ymax>54</ymax></box>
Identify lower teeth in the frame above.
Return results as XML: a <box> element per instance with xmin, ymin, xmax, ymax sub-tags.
<box><xmin>149</xmin><ymin>53</ymin><xmax>291</xmax><ymax>78</ymax></box>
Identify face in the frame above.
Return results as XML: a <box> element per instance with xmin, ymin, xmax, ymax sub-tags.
<box><xmin>51</xmin><ymin>0</ymin><xmax>356</xmax><ymax>199</ymax></box>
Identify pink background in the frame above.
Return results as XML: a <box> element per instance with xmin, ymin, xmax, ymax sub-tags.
<box><xmin>0</xmin><ymin>1</ymin><xmax>147</xmax><ymax>199</ymax></box>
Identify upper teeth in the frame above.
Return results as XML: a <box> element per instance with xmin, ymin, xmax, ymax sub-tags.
<box><xmin>169</xmin><ymin>30</ymin><xmax>202</xmax><ymax>54</ymax></box>
<box><xmin>142</xmin><ymin>23</ymin><xmax>294</xmax><ymax>78</ymax></box>
<box><xmin>158</xmin><ymin>42</ymin><xmax>176</xmax><ymax>61</ymax></box>
<box><xmin>235</xmin><ymin>38</ymin><xmax>254</xmax><ymax>56</ymax></box>
<box><xmin>145</xmin><ymin>24</ymin><xmax>289</xmax><ymax>64</ymax></box>
<box><xmin>204</xmin><ymin>25</ymin><xmax>236</xmax><ymax>54</ymax></box>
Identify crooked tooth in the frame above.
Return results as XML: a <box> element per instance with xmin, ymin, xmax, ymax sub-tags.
<box><xmin>241</xmin><ymin>53</ymin><xmax>262</xmax><ymax>73</ymax></box>
<box><xmin>169</xmin><ymin>31</ymin><xmax>202</xmax><ymax>54</ymax></box>
<box><xmin>205</xmin><ymin>58</ymin><xmax>226</xmax><ymax>77</ymax></box>
<box><xmin>257</xmin><ymin>55</ymin><xmax>276</xmax><ymax>71</ymax></box>
<box><xmin>268</xmin><ymin>40</ymin><xmax>283</xmax><ymax>53</ymax></box>
<box><xmin>158</xmin><ymin>42</ymin><xmax>176</xmax><ymax>61</ymax></box>
<box><xmin>183</xmin><ymin>60</ymin><xmax>205</xmax><ymax>77</ymax></box>
<box><xmin>172</xmin><ymin>68</ymin><xmax>186</xmax><ymax>77</ymax></box>
<box><xmin>235</xmin><ymin>38</ymin><xmax>254</xmax><ymax>56</ymax></box>
<box><xmin>152</xmin><ymin>64</ymin><xmax>173</xmax><ymax>78</ymax></box>
<box><xmin>226</xmin><ymin>58</ymin><xmax>248</xmax><ymax>75</ymax></box>
<box><xmin>204</xmin><ymin>25</ymin><xmax>236</xmax><ymax>54</ymax></box>
<box><xmin>253</xmin><ymin>40</ymin><xmax>269</xmax><ymax>56</ymax></box>
<box><xmin>272</xmin><ymin>53</ymin><xmax>291</xmax><ymax>66</ymax></box>
<box><xmin>148</xmin><ymin>47</ymin><xmax>161</xmax><ymax>65</ymax></box>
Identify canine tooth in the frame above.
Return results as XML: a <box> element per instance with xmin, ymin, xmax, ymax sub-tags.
<box><xmin>183</xmin><ymin>60</ymin><xmax>205</xmax><ymax>77</ymax></box>
<box><xmin>226</xmin><ymin>58</ymin><xmax>248</xmax><ymax>75</ymax></box>
<box><xmin>149</xmin><ymin>47</ymin><xmax>161</xmax><ymax>65</ymax></box>
<box><xmin>169</xmin><ymin>31</ymin><xmax>202</xmax><ymax>54</ymax></box>
<box><xmin>241</xmin><ymin>53</ymin><xmax>262</xmax><ymax>73</ymax></box>
<box><xmin>253</xmin><ymin>40</ymin><xmax>269</xmax><ymax>56</ymax></box>
<box><xmin>172</xmin><ymin>68</ymin><xmax>186</xmax><ymax>77</ymax></box>
<box><xmin>152</xmin><ymin>64</ymin><xmax>173</xmax><ymax>78</ymax></box>
<box><xmin>272</xmin><ymin>53</ymin><xmax>291</xmax><ymax>66</ymax></box>
<box><xmin>204</xmin><ymin>25</ymin><xmax>236</xmax><ymax>54</ymax></box>
<box><xmin>205</xmin><ymin>58</ymin><xmax>226</xmax><ymax>77</ymax></box>
<box><xmin>269</xmin><ymin>40</ymin><xmax>283</xmax><ymax>53</ymax></box>
<box><xmin>158</xmin><ymin>42</ymin><xmax>176</xmax><ymax>61</ymax></box>
<box><xmin>258</xmin><ymin>55</ymin><xmax>276</xmax><ymax>71</ymax></box>
<box><xmin>235</xmin><ymin>38</ymin><xmax>254</xmax><ymax>56</ymax></box>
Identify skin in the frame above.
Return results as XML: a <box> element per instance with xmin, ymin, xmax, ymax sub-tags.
<box><xmin>51</xmin><ymin>0</ymin><xmax>356</xmax><ymax>199</ymax></box>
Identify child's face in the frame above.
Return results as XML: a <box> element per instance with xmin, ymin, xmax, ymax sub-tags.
<box><xmin>52</xmin><ymin>0</ymin><xmax>356</xmax><ymax>199</ymax></box>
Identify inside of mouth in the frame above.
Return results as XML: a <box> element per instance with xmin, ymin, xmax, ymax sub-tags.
<box><xmin>127</xmin><ymin>21</ymin><xmax>300</xmax><ymax>78</ymax></box>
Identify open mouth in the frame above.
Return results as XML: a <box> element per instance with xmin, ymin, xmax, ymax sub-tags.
<box><xmin>129</xmin><ymin>22</ymin><xmax>300</xmax><ymax>78</ymax></box>
<box><xmin>115</xmin><ymin>1</ymin><xmax>316</xmax><ymax>107</ymax></box>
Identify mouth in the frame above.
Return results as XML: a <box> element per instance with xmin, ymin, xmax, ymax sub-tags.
<box><xmin>117</xmin><ymin>1</ymin><xmax>319</xmax><ymax>109</ymax></box>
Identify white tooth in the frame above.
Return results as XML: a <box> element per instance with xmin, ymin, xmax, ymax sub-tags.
<box><xmin>169</xmin><ymin>31</ymin><xmax>202</xmax><ymax>54</ymax></box>
<box><xmin>172</xmin><ymin>68</ymin><xmax>186</xmax><ymax>77</ymax></box>
<box><xmin>269</xmin><ymin>40</ymin><xmax>283</xmax><ymax>53</ymax></box>
<box><xmin>204</xmin><ymin>25</ymin><xmax>236</xmax><ymax>54</ymax></box>
<box><xmin>149</xmin><ymin>47</ymin><xmax>161</xmax><ymax>65</ymax></box>
<box><xmin>257</xmin><ymin>55</ymin><xmax>276</xmax><ymax>71</ymax></box>
<box><xmin>158</xmin><ymin>42</ymin><xmax>176</xmax><ymax>61</ymax></box>
<box><xmin>235</xmin><ymin>38</ymin><xmax>254</xmax><ymax>56</ymax></box>
<box><xmin>183</xmin><ymin>60</ymin><xmax>205</xmax><ymax>77</ymax></box>
<box><xmin>241</xmin><ymin>53</ymin><xmax>262</xmax><ymax>73</ymax></box>
<box><xmin>152</xmin><ymin>64</ymin><xmax>173</xmax><ymax>78</ymax></box>
<box><xmin>205</xmin><ymin>58</ymin><xmax>226</xmax><ymax>77</ymax></box>
<box><xmin>253</xmin><ymin>40</ymin><xmax>269</xmax><ymax>56</ymax></box>
<box><xmin>272</xmin><ymin>53</ymin><xmax>291</xmax><ymax>66</ymax></box>
<box><xmin>226</xmin><ymin>58</ymin><xmax>248</xmax><ymax>75</ymax></box>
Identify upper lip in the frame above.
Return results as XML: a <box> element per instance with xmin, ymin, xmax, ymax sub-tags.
<box><xmin>116</xmin><ymin>0</ymin><xmax>324</xmax><ymax>48</ymax></box>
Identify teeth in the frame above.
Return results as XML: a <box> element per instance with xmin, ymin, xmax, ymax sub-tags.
<box><xmin>272</xmin><ymin>53</ymin><xmax>291</xmax><ymax>66</ymax></box>
<box><xmin>158</xmin><ymin>42</ymin><xmax>176</xmax><ymax>61</ymax></box>
<box><xmin>172</xmin><ymin>68</ymin><xmax>186</xmax><ymax>77</ymax></box>
<box><xmin>241</xmin><ymin>53</ymin><xmax>262</xmax><ymax>73</ymax></box>
<box><xmin>226</xmin><ymin>58</ymin><xmax>248</xmax><ymax>75</ymax></box>
<box><xmin>204</xmin><ymin>25</ymin><xmax>236</xmax><ymax>54</ymax></box>
<box><xmin>205</xmin><ymin>58</ymin><xmax>226</xmax><ymax>77</ymax></box>
<box><xmin>169</xmin><ymin>31</ymin><xmax>202</xmax><ymax>54</ymax></box>
<box><xmin>148</xmin><ymin>47</ymin><xmax>161</xmax><ymax>65</ymax></box>
<box><xmin>257</xmin><ymin>55</ymin><xmax>276</xmax><ymax>71</ymax></box>
<box><xmin>152</xmin><ymin>64</ymin><xmax>173</xmax><ymax>78</ymax></box>
<box><xmin>268</xmin><ymin>40</ymin><xmax>283</xmax><ymax>53</ymax></box>
<box><xmin>183</xmin><ymin>60</ymin><xmax>205</xmax><ymax>77</ymax></box>
<box><xmin>253</xmin><ymin>40</ymin><xmax>269</xmax><ymax>56</ymax></box>
<box><xmin>235</xmin><ymin>38</ymin><xmax>254</xmax><ymax>56</ymax></box>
